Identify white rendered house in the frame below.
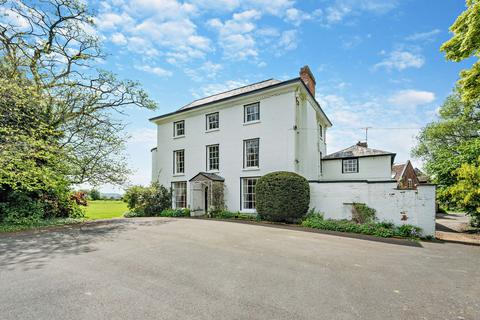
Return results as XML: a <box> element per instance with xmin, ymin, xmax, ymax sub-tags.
<box><xmin>150</xmin><ymin>66</ymin><xmax>331</xmax><ymax>214</ymax></box>
<box><xmin>149</xmin><ymin>66</ymin><xmax>436</xmax><ymax>235</ymax></box>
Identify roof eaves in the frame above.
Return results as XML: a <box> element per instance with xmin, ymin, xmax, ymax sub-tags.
<box><xmin>322</xmin><ymin>152</ymin><xmax>396</xmax><ymax>160</ymax></box>
<box><xmin>149</xmin><ymin>78</ymin><xmax>301</xmax><ymax>122</ymax></box>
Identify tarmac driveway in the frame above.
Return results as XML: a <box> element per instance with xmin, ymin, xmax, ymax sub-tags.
<box><xmin>0</xmin><ymin>218</ymin><xmax>479</xmax><ymax>320</ymax></box>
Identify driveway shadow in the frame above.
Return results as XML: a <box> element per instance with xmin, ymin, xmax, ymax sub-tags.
<box><xmin>0</xmin><ymin>219</ymin><xmax>170</xmax><ymax>271</ymax></box>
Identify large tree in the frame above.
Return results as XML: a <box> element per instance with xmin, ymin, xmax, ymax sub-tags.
<box><xmin>441</xmin><ymin>0</ymin><xmax>480</xmax><ymax>103</ymax></box>
<box><xmin>413</xmin><ymin>92</ymin><xmax>480</xmax><ymax>216</ymax></box>
<box><xmin>0</xmin><ymin>0</ymin><xmax>156</xmax><ymax>186</ymax></box>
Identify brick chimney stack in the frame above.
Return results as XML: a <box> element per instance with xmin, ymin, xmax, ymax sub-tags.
<box><xmin>357</xmin><ymin>141</ymin><xmax>368</xmax><ymax>148</ymax></box>
<box><xmin>299</xmin><ymin>65</ymin><xmax>316</xmax><ymax>97</ymax></box>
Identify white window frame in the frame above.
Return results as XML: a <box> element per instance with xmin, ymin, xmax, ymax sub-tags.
<box><xmin>342</xmin><ymin>158</ymin><xmax>358</xmax><ymax>173</ymax></box>
<box><xmin>173</xmin><ymin>149</ymin><xmax>185</xmax><ymax>174</ymax></box>
<box><xmin>241</xmin><ymin>177</ymin><xmax>258</xmax><ymax>212</ymax></box>
<box><xmin>244</xmin><ymin>102</ymin><xmax>260</xmax><ymax>123</ymax></box>
<box><xmin>206</xmin><ymin>144</ymin><xmax>219</xmax><ymax>171</ymax></box>
<box><xmin>172</xmin><ymin>181</ymin><xmax>187</xmax><ymax>208</ymax></box>
<box><xmin>206</xmin><ymin>112</ymin><xmax>219</xmax><ymax>131</ymax></box>
<box><xmin>319</xmin><ymin>124</ymin><xmax>323</xmax><ymax>139</ymax></box>
<box><xmin>173</xmin><ymin>120</ymin><xmax>185</xmax><ymax>137</ymax></box>
<box><xmin>243</xmin><ymin>138</ymin><xmax>259</xmax><ymax>169</ymax></box>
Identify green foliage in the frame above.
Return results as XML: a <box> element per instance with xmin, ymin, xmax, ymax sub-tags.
<box><xmin>123</xmin><ymin>183</ymin><xmax>172</xmax><ymax>217</ymax></box>
<box><xmin>445</xmin><ymin>161</ymin><xmax>480</xmax><ymax>227</ymax></box>
<box><xmin>89</xmin><ymin>189</ymin><xmax>101</xmax><ymax>200</ymax></box>
<box><xmin>210</xmin><ymin>182</ymin><xmax>226</xmax><ymax>212</ymax></box>
<box><xmin>413</xmin><ymin>93</ymin><xmax>480</xmax><ymax>210</ymax></box>
<box><xmin>352</xmin><ymin>203</ymin><xmax>376</xmax><ymax>224</ymax></box>
<box><xmin>210</xmin><ymin>210</ymin><xmax>258</xmax><ymax>221</ymax></box>
<box><xmin>301</xmin><ymin>216</ymin><xmax>423</xmax><ymax>239</ymax></box>
<box><xmin>440</xmin><ymin>0</ymin><xmax>480</xmax><ymax>103</ymax></box>
<box><xmin>396</xmin><ymin>225</ymin><xmax>423</xmax><ymax>238</ymax></box>
<box><xmin>158</xmin><ymin>208</ymin><xmax>191</xmax><ymax>217</ymax></box>
<box><xmin>0</xmin><ymin>190</ymin><xmax>84</xmax><ymax>225</ymax></box>
<box><xmin>1</xmin><ymin>0</ymin><xmax>156</xmax><ymax>186</ymax></box>
<box><xmin>0</xmin><ymin>218</ymin><xmax>84</xmax><ymax>233</ymax></box>
<box><xmin>256</xmin><ymin>171</ymin><xmax>310</xmax><ymax>222</ymax></box>
<box><xmin>305</xmin><ymin>207</ymin><xmax>324</xmax><ymax>220</ymax></box>
<box><xmin>124</xmin><ymin>208</ymin><xmax>190</xmax><ymax>218</ymax></box>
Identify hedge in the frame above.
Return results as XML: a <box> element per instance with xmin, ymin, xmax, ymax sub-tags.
<box><xmin>255</xmin><ymin>171</ymin><xmax>310</xmax><ymax>222</ymax></box>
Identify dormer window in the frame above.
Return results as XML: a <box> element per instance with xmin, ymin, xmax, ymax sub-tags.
<box><xmin>173</xmin><ymin>120</ymin><xmax>185</xmax><ymax>137</ymax></box>
<box><xmin>342</xmin><ymin>158</ymin><xmax>358</xmax><ymax>173</ymax></box>
<box><xmin>244</xmin><ymin>102</ymin><xmax>260</xmax><ymax>123</ymax></box>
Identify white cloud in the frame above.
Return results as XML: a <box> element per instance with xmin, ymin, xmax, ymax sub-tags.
<box><xmin>111</xmin><ymin>32</ymin><xmax>128</xmax><ymax>45</ymax></box>
<box><xmin>388</xmin><ymin>90</ymin><xmax>435</xmax><ymax>107</ymax></box>
<box><xmin>276</xmin><ymin>29</ymin><xmax>298</xmax><ymax>53</ymax></box>
<box><xmin>284</xmin><ymin>8</ymin><xmax>315</xmax><ymax>26</ymax></box>
<box><xmin>134</xmin><ymin>65</ymin><xmax>173</xmax><ymax>77</ymax></box>
<box><xmin>185</xmin><ymin>61</ymin><xmax>223</xmax><ymax>82</ymax></box>
<box><xmin>95</xmin><ymin>12</ymin><xmax>134</xmax><ymax>30</ymax></box>
<box><xmin>374</xmin><ymin>50</ymin><xmax>425</xmax><ymax>71</ymax></box>
<box><xmin>405</xmin><ymin>29</ymin><xmax>441</xmax><ymax>42</ymax></box>
<box><xmin>207</xmin><ymin>10</ymin><xmax>261</xmax><ymax>60</ymax></box>
<box><xmin>317</xmin><ymin>0</ymin><xmax>398</xmax><ymax>26</ymax></box>
<box><xmin>97</xmin><ymin>0</ymin><xmax>212</xmax><ymax>63</ymax></box>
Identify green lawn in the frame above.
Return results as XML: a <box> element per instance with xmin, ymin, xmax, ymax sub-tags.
<box><xmin>84</xmin><ymin>200</ymin><xmax>128</xmax><ymax>220</ymax></box>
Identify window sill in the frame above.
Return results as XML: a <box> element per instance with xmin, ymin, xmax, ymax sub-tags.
<box><xmin>240</xmin><ymin>209</ymin><xmax>257</xmax><ymax>214</ymax></box>
<box><xmin>243</xmin><ymin>120</ymin><xmax>261</xmax><ymax>126</ymax></box>
<box><xmin>173</xmin><ymin>135</ymin><xmax>185</xmax><ymax>139</ymax></box>
<box><xmin>206</xmin><ymin>170</ymin><xmax>220</xmax><ymax>173</ymax></box>
<box><xmin>205</xmin><ymin>128</ymin><xmax>220</xmax><ymax>133</ymax></box>
<box><xmin>243</xmin><ymin>167</ymin><xmax>260</xmax><ymax>171</ymax></box>
<box><xmin>173</xmin><ymin>173</ymin><xmax>185</xmax><ymax>177</ymax></box>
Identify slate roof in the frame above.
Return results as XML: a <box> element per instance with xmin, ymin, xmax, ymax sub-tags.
<box><xmin>189</xmin><ymin>172</ymin><xmax>225</xmax><ymax>182</ymax></box>
<box><xmin>149</xmin><ymin>77</ymin><xmax>332</xmax><ymax>125</ymax></box>
<box><xmin>392</xmin><ymin>163</ymin><xmax>406</xmax><ymax>180</ymax></box>
<box><xmin>179</xmin><ymin>79</ymin><xmax>281</xmax><ymax>111</ymax></box>
<box><xmin>392</xmin><ymin>162</ymin><xmax>429</xmax><ymax>183</ymax></box>
<box><xmin>323</xmin><ymin>143</ymin><xmax>395</xmax><ymax>160</ymax></box>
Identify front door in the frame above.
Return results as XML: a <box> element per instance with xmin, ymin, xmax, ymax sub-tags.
<box><xmin>204</xmin><ymin>186</ymin><xmax>208</xmax><ymax>213</ymax></box>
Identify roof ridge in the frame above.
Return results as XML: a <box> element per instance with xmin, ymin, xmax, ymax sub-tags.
<box><xmin>180</xmin><ymin>78</ymin><xmax>277</xmax><ymax>109</ymax></box>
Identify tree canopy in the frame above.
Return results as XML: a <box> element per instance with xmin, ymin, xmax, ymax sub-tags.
<box><xmin>413</xmin><ymin>92</ymin><xmax>480</xmax><ymax>222</ymax></box>
<box><xmin>0</xmin><ymin>0</ymin><xmax>156</xmax><ymax>224</ymax></box>
<box><xmin>0</xmin><ymin>0</ymin><xmax>156</xmax><ymax>186</ymax></box>
<box><xmin>441</xmin><ymin>0</ymin><xmax>480</xmax><ymax>103</ymax></box>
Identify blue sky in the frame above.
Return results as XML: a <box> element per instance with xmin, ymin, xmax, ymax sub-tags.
<box><xmin>90</xmin><ymin>0</ymin><xmax>469</xmax><ymax>192</ymax></box>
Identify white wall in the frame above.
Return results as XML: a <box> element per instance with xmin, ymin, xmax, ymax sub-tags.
<box><xmin>152</xmin><ymin>87</ymin><xmax>298</xmax><ymax>212</ymax></box>
<box><xmin>296</xmin><ymin>95</ymin><xmax>328</xmax><ymax>180</ymax></box>
<box><xmin>309</xmin><ymin>181</ymin><xmax>436</xmax><ymax>236</ymax></box>
<box><xmin>321</xmin><ymin>155</ymin><xmax>393</xmax><ymax>181</ymax></box>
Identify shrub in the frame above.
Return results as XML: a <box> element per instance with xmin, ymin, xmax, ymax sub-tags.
<box><xmin>256</xmin><ymin>171</ymin><xmax>310</xmax><ymax>222</ymax></box>
<box><xmin>396</xmin><ymin>224</ymin><xmax>423</xmax><ymax>238</ymax></box>
<box><xmin>210</xmin><ymin>210</ymin><xmax>257</xmax><ymax>220</ymax></box>
<box><xmin>123</xmin><ymin>183</ymin><xmax>171</xmax><ymax>216</ymax></box>
<box><xmin>159</xmin><ymin>208</ymin><xmax>190</xmax><ymax>217</ymax></box>
<box><xmin>89</xmin><ymin>189</ymin><xmax>101</xmax><ymax>200</ymax></box>
<box><xmin>0</xmin><ymin>188</ymin><xmax>84</xmax><ymax>225</ymax></box>
<box><xmin>301</xmin><ymin>216</ymin><xmax>423</xmax><ymax>239</ymax></box>
<box><xmin>305</xmin><ymin>207</ymin><xmax>324</xmax><ymax>220</ymax></box>
<box><xmin>352</xmin><ymin>203</ymin><xmax>376</xmax><ymax>223</ymax></box>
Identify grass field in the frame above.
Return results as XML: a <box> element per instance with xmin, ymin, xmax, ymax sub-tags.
<box><xmin>84</xmin><ymin>200</ymin><xmax>128</xmax><ymax>220</ymax></box>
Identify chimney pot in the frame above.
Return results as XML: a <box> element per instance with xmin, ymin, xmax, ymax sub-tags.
<box><xmin>299</xmin><ymin>65</ymin><xmax>316</xmax><ymax>97</ymax></box>
<box><xmin>357</xmin><ymin>141</ymin><xmax>368</xmax><ymax>148</ymax></box>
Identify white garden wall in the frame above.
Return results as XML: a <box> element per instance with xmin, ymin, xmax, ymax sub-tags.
<box><xmin>309</xmin><ymin>181</ymin><xmax>436</xmax><ymax>236</ymax></box>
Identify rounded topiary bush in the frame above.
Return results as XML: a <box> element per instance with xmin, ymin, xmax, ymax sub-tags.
<box><xmin>256</xmin><ymin>171</ymin><xmax>310</xmax><ymax>222</ymax></box>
